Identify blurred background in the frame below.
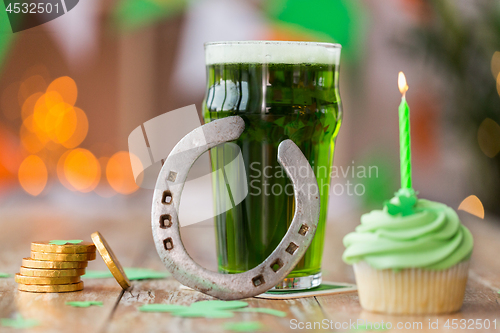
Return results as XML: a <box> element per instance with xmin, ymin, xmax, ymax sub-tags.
<box><xmin>0</xmin><ymin>0</ymin><xmax>498</xmax><ymax>270</ymax></box>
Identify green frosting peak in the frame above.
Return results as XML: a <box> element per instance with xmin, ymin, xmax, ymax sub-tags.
<box><xmin>343</xmin><ymin>192</ymin><xmax>473</xmax><ymax>270</ymax></box>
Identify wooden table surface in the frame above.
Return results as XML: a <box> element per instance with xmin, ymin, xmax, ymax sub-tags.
<box><xmin>0</xmin><ymin>196</ymin><xmax>499</xmax><ymax>332</ymax></box>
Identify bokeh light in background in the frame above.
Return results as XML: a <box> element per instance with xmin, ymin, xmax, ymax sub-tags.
<box><xmin>18</xmin><ymin>155</ymin><xmax>47</xmax><ymax>196</ymax></box>
<box><xmin>60</xmin><ymin>107</ymin><xmax>88</xmax><ymax>149</ymax></box>
<box><xmin>62</xmin><ymin>148</ymin><xmax>100</xmax><ymax>193</ymax></box>
<box><xmin>46</xmin><ymin>76</ymin><xmax>78</xmax><ymax>106</ymax></box>
<box><xmin>7</xmin><ymin>74</ymin><xmax>137</xmax><ymax>197</ymax></box>
<box><xmin>106</xmin><ymin>152</ymin><xmax>140</xmax><ymax>195</ymax></box>
<box><xmin>0</xmin><ymin>0</ymin><xmax>498</xmax><ymax>213</ymax></box>
<box><xmin>0</xmin><ymin>124</ymin><xmax>23</xmax><ymax>192</ymax></box>
<box><xmin>477</xmin><ymin>118</ymin><xmax>500</xmax><ymax>158</ymax></box>
<box><xmin>493</xmin><ymin>52</ymin><xmax>500</xmax><ymax>98</ymax></box>
<box><xmin>458</xmin><ymin>195</ymin><xmax>484</xmax><ymax>219</ymax></box>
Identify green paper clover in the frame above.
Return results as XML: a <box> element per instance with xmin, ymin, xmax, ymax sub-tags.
<box><xmin>82</xmin><ymin>270</ymin><xmax>113</xmax><ymax>279</ymax></box>
<box><xmin>0</xmin><ymin>273</ymin><xmax>10</xmax><ymax>278</ymax></box>
<box><xmin>49</xmin><ymin>240</ymin><xmax>83</xmax><ymax>245</ymax></box>
<box><xmin>137</xmin><ymin>300</ymin><xmax>284</xmax><ymax>320</ymax></box>
<box><xmin>190</xmin><ymin>300</ymin><xmax>248</xmax><ymax>310</ymax></box>
<box><xmin>1</xmin><ymin>314</ymin><xmax>39</xmax><ymax>329</ymax></box>
<box><xmin>172</xmin><ymin>309</ymin><xmax>234</xmax><ymax>318</ymax></box>
<box><xmin>125</xmin><ymin>267</ymin><xmax>170</xmax><ymax>280</ymax></box>
<box><xmin>224</xmin><ymin>321</ymin><xmax>264</xmax><ymax>332</ymax></box>
<box><xmin>384</xmin><ymin>189</ymin><xmax>418</xmax><ymax>217</ymax></box>
<box><xmin>66</xmin><ymin>301</ymin><xmax>103</xmax><ymax>308</ymax></box>
<box><xmin>138</xmin><ymin>300</ymin><xmax>248</xmax><ymax>318</ymax></box>
<box><xmin>235</xmin><ymin>308</ymin><xmax>286</xmax><ymax>317</ymax></box>
<box><xmin>139</xmin><ymin>304</ymin><xmax>187</xmax><ymax>312</ymax></box>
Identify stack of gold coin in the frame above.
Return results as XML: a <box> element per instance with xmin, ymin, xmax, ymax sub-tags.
<box><xmin>16</xmin><ymin>241</ymin><xmax>96</xmax><ymax>293</ymax></box>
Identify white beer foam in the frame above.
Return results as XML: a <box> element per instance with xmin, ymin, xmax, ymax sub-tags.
<box><xmin>205</xmin><ymin>41</ymin><xmax>341</xmax><ymax>65</ymax></box>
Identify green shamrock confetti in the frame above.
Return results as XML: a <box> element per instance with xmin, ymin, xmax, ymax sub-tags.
<box><xmin>1</xmin><ymin>314</ymin><xmax>39</xmax><ymax>329</ymax></box>
<box><xmin>139</xmin><ymin>304</ymin><xmax>187</xmax><ymax>312</ymax></box>
<box><xmin>190</xmin><ymin>300</ymin><xmax>248</xmax><ymax>310</ymax></box>
<box><xmin>384</xmin><ymin>188</ymin><xmax>418</xmax><ymax>217</ymax></box>
<box><xmin>0</xmin><ymin>273</ymin><xmax>10</xmax><ymax>278</ymax></box>
<box><xmin>138</xmin><ymin>301</ymin><xmax>247</xmax><ymax>318</ymax></box>
<box><xmin>137</xmin><ymin>300</ymin><xmax>283</xmax><ymax>320</ymax></box>
<box><xmin>172</xmin><ymin>309</ymin><xmax>234</xmax><ymax>318</ymax></box>
<box><xmin>125</xmin><ymin>268</ymin><xmax>170</xmax><ymax>280</ymax></box>
<box><xmin>82</xmin><ymin>270</ymin><xmax>112</xmax><ymax>279</ymax></box>
<box><xmin>49</xmin><ymin>240</ymin><xmax>83</xmax><ymax>245</ymax></box>
<box><xmin>224</xmin><ymin>321</ymin><xmax>264</xmax><ymax>332</ymax></box>
<box><xmin>83</xmin><ymin>268</ymin><xmax>169</xmax><ymax>280</ymax></box>
<box><xmin>235</xmin><ymin>308</ymin><xmax>286</xmax><ymax>317</ymax></box>
<box><xmin>66</xmin><ymin>301</ymin><xmax>103</xmax><ymax>308</ymax></box>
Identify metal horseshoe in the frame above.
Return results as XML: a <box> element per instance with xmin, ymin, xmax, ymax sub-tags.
<box><xmin>151</xmin><ymin>116</ymin><xmax>320</xmax><ymax>300</ymax></box>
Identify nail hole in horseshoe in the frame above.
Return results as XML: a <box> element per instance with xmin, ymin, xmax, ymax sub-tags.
<box><xmin>270</xmin><ymin>258</ymin><xmax>284</xmax><ymax>272</ymax></box>
<box><xmin>252</xmin><ymin>275</ymin><xmax>265</xmax><ymax>287</ymax></box>
<box><xmin>159</xmin><ymin>214</ymin><xmax>172</xmax><ymax>228</ymax></box>
<box><xmin>163</xmin><ymin>238</ymin><xmax>174</xmax><ymax>250</ymax></box>
<box><xmin>162</xmin><ymin>190</ymin><xmax>173</xmax><ymax>204</ymax></box>
<box><xmin>285</xmin><ymin>242</ymin><xmax>299</xmax><ymax>255</ymax></box>
<box><xmin>298</xmin><ymin>224</ymin><xmax>309</xmax><ymax>236</ymax></box>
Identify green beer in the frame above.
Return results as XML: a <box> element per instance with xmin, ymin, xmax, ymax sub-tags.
<box><xmin>203</xmin><ymin>41</ymin><xmax>342</xmax><ymax>289</ymax></box>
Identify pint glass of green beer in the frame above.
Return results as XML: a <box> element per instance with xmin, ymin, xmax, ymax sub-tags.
<box><xmin>203</xmin><ymin>41</ymin><xmax>342</xmax><ymax>290</ymax></box>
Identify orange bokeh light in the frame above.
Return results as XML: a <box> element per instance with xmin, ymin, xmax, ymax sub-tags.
<box><xmin>15</xmin><ymin>75</ymin><xmax>94</xmax><ymax>194</ymax></box>
<box><xmin>106</xmin><ymin>152</ymin><xmax>140</xmax><ymax>195</ymax></box>
<box><xmin>458</xmin><ymin>195</ymin><xmax>485</xmax><ymax>219</ymax></box>
<box><xmin>33</xmin><ymin>93</ymin><xmax>50</xmax><ymax>133</ymax></box>
<box><xmin>22</xmin><ymin>92</ymin><xmax>43</xmax><ymax>120</ymax></box>
<box><xmin>60</xmin><ymin>107</ymin><xmax>88</xmax><ymax>148</ymax></box>
<box><xmin>63</xmin><ymin>149</ymin><xmax>100</xmax><ymax>193</ymax></box>
<box><xmin>44</xmin><ymin>90</ymin><xmax>65</xmax><ymax>110</ymax></box>
<box><xmin>30</xmin><ymin>91</ymin><xmax>87</xmax><ymax>147</ymax></box>
<box><xmin>20</xmin><ymin>125</ymin><xmax>45</xmax><ymax>154</ymax></box>
<box><xmin>18</xmin><ymin>155</ymin><xmax>47</xmax><ymax>196</ymax></box>
<box><xmin>47</xmin><ymin>76</ymin><xmax>78</xmax><ymax>106</ymax></box>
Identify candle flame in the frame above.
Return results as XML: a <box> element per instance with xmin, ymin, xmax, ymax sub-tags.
<box><xmin>398</xmin><ymin>72</ymin><xmax>409</xmax><ymax>95</ymax></box>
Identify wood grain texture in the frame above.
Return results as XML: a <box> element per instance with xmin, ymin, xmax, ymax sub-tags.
<box><xmin>106</xmin><ymin>279</ymin><xmax>326</xmax><ymax>333</ymax></box>
<box><xmin>0</xmin><ymin>202</ymin><xmax>499</xmax><ymax>332</ymax></box>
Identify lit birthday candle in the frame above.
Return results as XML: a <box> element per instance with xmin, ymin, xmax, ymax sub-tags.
<box><xmin>398</xmin><ymin>72</ymin><xmax>412</xmax><ymax>189</ymax></box>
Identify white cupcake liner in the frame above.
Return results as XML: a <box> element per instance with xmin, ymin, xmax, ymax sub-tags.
<box><xmin>353</xmin><ymin>260</ymin><xmax>469</xmax><ymax>315</ymax></box>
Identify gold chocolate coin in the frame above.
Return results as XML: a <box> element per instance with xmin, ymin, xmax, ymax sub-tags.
<box><xmin>30</xmin><ymin>251</ymin><xmax>96</xmax><ymax>262</ymax></box>
<box><xmin>31</xmin><ymin>241</ymin><xmax>96</xmax><ymax>254</ymax></box>
<box><xmin>91</xmin><ymin>231</ymin><xmax>131</xmax><ymax>289</ymax></box>
<box><xmin>18</xmin><ymin>281</ymin><xmax>84</xmax><ymax>293</ymax></box>
<box><xmin>21</xmin><ymin>258</ymin><xmax>88</xmax><ymax>269</ymax></box>
<box><xmin>19</xmin><ymin>267</ymin><xmax>85</xmax><ymax>278</ymax></box>
<box><xmin>15</xmin><ymin>273</ymin><xmax>80</xmax><ymax>285</ymax></box>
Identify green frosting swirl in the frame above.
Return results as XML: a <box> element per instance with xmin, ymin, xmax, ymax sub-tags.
<box><xmin>342</xmin><ymin>190</ymin><xmax>473</xmax><ymax>270</ymax></box>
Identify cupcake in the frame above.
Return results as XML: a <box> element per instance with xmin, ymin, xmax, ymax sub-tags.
<box><xmin>343</xmin><ymin>188</ymin><xmax>473</xmax><ymax>315</ymax></box>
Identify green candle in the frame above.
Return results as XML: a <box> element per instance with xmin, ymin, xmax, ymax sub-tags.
<box><xmin>398</xmin><ymin>72</ymin><xmax>412</xmax><ymax>189</ymax></box>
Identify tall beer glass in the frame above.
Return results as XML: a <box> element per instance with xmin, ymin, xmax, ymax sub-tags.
<box><xmin>203</xmin><ymin>41</ymin><xmax>342</xmax><ymax>290</ymax></box>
